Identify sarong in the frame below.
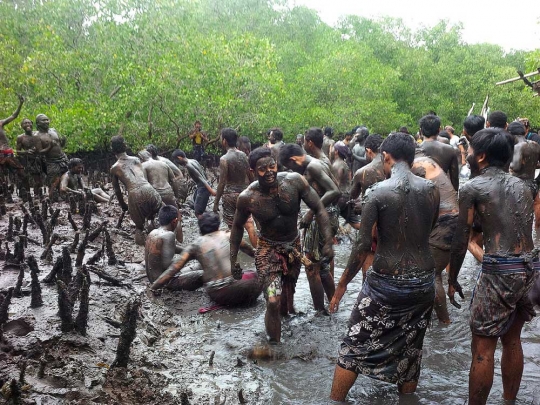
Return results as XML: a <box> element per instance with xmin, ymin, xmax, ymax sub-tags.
<box><xmin>205</xmin><ymin>271</ymin><xmax>261</xmax><ymax>306</ymax></box>
<box><xmin>222</xmin><ymin>184</ymin><xmax>247</xmax><ymax>227</ymax></box>
<box><xmin>470</xmin><ymin>254</ymin><xmax>539</xmax><ymax>337</ymax></box>
<box><xmin>429</xmin><ymin>213</ymin><xmax>458</xmax><ymax>251</ymax></box>
<box><xmin>338</xmin><ymin>270</ymin><xmax>435</xmax><ymax>384</ymax></box>
<box><xmin>45</xmin><ymin>154</ymin><xmax>69</xmax><ymax>185</ymax></box>
<box><xmin>0</xmin><ymin>149</ymin><xmax>23</xmax><ymax>172</ymax></box>
<box><xmin>255</xmin><ymin>236</ymin><xmax>302</xmax><ymax>299</ymax></box>
<box><xmin>127</xmin><ymin>183</ymin><xmax>162</xmax><ymax>229</ymax></box>
<box><xmin>304</xmin><ymin>205</ymin><xmax>339</xmax><ymax>274</ymax></box>
<box><xmin>18</xmin><ymin>153</ymin><xmax>43</xmax><ymax>175</ymax></box>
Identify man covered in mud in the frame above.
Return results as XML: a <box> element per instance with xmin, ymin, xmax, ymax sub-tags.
<box><xmin>0</xmin><ymin>95</ymin><xmax>25</xmax><ymax>179</ymax></box>
<box><xmin>146</xmin><ymin>144</ymin><xmax>186</xmax><ymax>202</ymax></box>
<box><xmin>419</xmin><ymin>114</ymin><xmax>459</xmax><ymax>191</ymax></box>
<box><xmin>138</xmin><ymin>150</ymin><xmax>182</xmax><ymax>242</ymax></box>
<box><xmin>322</xmin><ymin>127</ymin><xmax>335</xmax><ymax>162</ymax></box>
<box><xmin>172</xmin><ymin>149</ymin><xmax>216</xmax><ymax>218</ymax></box>
<box><xmin>351</xmin><ymin>127</ymin><xmax>369</xmax><ymax>174</ymax></box>
<box><xmin>36</xmin><ymin>114</ymin><xmax>69</xmax><ymax>198</ymax></box>
<box><xmin>212</xmin><ymin>128</ymin><xmax>257</xmax><ymax>247</ymax></box>
<box><xmin>332</xmin><ymin>141</ymin><xmax>360</xmax><ymax>229</ymax></box>
<box><xmin>145</xmin><ymin>205</ymin><xmax>203</xmax><ymax>291</ymax></box>
<box><xmin>412</xmin><ymin>148</ymin><xmax>458</xmax><ymax>324</ymax></box>
<box><xmin>110</xmin><ymin>136</ymin><xmax>162</xmax><ymax>245</ymax></box>
<box><xmin>59</xmin><ymin>158</ymin><xmax>110</xmax><ymax>203</ymax></box>
<box><xmin>16</xmin><ymin>117</ymin><xmax>43</xmax><ymax>195</ymax></box>
<box><xmin>448</xmin><ymin>128</ymin><xmax>539</xmax><ymax>405</ymax></box>
<box><xmin>329</xmin><ymin>132</ymin><xmax>440</xmax><ymax>400</ymax></box>
<box><xmin>280</xmin><ymin>143</ymin><xmax>341</xmax><ymax>312</ymax></box>
<box><xmin>230</xmin><ymin>147</ymin><xmax>334</xmax><ymax>342</ymax></box>
<box><xmin>151</xmin><ymin>212</ymin><xmax>261</xmax><ymax>306</ymax></box>
<box><xmin>304</xmin><ymin>127</ymin><xmax>332</xmax><ymax>168</ymax></box>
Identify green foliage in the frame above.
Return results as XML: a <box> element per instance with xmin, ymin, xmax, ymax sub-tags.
<box><xmin>0</xmin><ymin>0</ymin><xmax>538</xmax><ymax>152</ymax></box>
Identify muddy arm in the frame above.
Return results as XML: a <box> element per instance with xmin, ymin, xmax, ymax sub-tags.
<box><xmin>449</xmin><ymin>153</ymin><xmax>459</xmax><ymax>191</ymax></box>
<box><xmin>230</xmin><ymin>194</ymin><xmax>250</xmax><ymax>267</ymax></box>
<box><xmin>301</xmin><ymin>165</ymin><xmax>341</xmax><ymax>225</ymax></box>
<box><xmin>150</xmin><ymin>249</ymin><xmax>194</xmax><ymax>290</ymax></box>
<box><xmin>59</xmin><ymin>173</ymin><xmax>82</xmax><ymax>196</ymax></box>
<box><xmin>111</xmin><ymin>172</ymin><xmax>128</xmax><ymax>211</ymax></box>
<box><xmin>213</xmin><ymin>157</ymin><xmax>228</xmax><ymax>211</ymax></box>
<box><xmin>1</xmin><ymin>95</ymin><xmax>24</xmax><ymax>127</ymax></box>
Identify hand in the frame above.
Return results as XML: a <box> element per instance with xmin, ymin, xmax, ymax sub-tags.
<box><xmin>447</xmin><ymin>280</ymin><xmax>464</xmax><ymax>309</ymax></box>
<box><xmin>329</xmin><ymin>285</ymin><xmax>346</xmax><ymax>313</ymax></box>
<box><xmin>231</xmin><ymin>262</ymin><xmax>242</xmax><ymax>280</ymax></box>
<box><xmin>299</xmin><ymin>212</ymin><xmax>313</xmax><ymax>229</ymax></box>
<box><xmin>18</xmin><ymin>94</ymin><xmax>25</xmax><ymax>104</ymax></box>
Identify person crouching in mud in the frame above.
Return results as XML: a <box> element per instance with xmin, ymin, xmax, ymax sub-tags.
<box><xmin>150</xmin><ymin>211</ymin><xmax>261</xmax><ymax>307</ymax></box>
<box><xmin>230</xmin><ymin>147</ymin><xmax>334</xmax><ymax>343</ymax></box>
<box><xmin>329</xmin><ymin>132</ymin><xmax>440</xmax><ymax>400</ymax></box>
<box><xmin>448</xmin><ymin>128</ymin><xmax>540</xmax><ymax>405</ymax></box>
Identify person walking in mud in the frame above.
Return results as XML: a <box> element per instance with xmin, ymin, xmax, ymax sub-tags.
<box><xmin>419</xmin><ymin>114</ymin><xmax>459</xmax><ymax>191</ymax></box>
<box><xmin>146</xmin><ymin>144</ymin><xmax>186</xmax><ymax>202</ymax></box>
<box><xmin>230</xmin><ymin>147</ymin><xmax>334</xmax><ymax>342</ymax></box>
<box><xmin>412</xmin><ymin>148</ymin><xmax>458</xmax><ymax>324</ymax></box>
<box><xmin>172</xmin><ymin>149</ymin><xmax>216</xmax><ymax>219</ymax></box>
<box><xmin>332</xmin><ymin>141</ymin><xmax>360</xmax><ymax>229</ymax></box>
<box><xmin>138</xmin><ymin>150</ymin><xmax>183</xmax><ymax>242</ymax></box>
<box><xmin>110</xmin><ymin>136</ymin><xmax>162</xmax><ymax>245</ymax></box>
<box><xmin>322</xmin><ymin>127</ymin><xmax>335</xmax><ymax>163</ymax></box>
<box><xmin>151</xmin><ymin>212</ymin><xmax>261</xmax><ymax>306</ymax></box>
<box><xmin>329</xmin><ymin>132</ymin><xmax>440</xmax><ymax>400</ymax></box>
<box><xmin>189</xmin><ymin>120</ymin><xmax>208</xmax><ymax>163</ymax></box>
<box><xmin>213</xmin><ymin>128</ymin><xmax>257</xmax><ymax>247</ymax></box>
<box><xmin>16</xmin><ymin>117</ymin><xmax>43</xmax><ymax>196</ymax></box>
<box><xmin>280</xmin><ymin>143</ymin><xmax>341</xmax><ymax>313</ymax></box>
<box><xmin>59</xmin><ymin>158</ymin><xmax>110</xmax><ymax>203</ymax></box>
<box><xmin>448</xmin><ymin>128</ymin><xmax>539</xmax><ymax>405</ymax></box>
<box><xmin>0</xmin><ymin>95</ymin><xmax>25</xmax><ymax>180</ymax></box>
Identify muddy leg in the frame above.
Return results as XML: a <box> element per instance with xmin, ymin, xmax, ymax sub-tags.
<box><xmin>330</xmin><ymin>365</ymin><xmax>358</xmax><ymax>401</ymax></box>
<box><xmin>304</xmin><ymin>255</ymin><xmax>325</xmax><ymax>311</ymax></box>
<box><xmin>430</xmin><ymin>246</ymin><xmax>451</xmax><ymax>324</ymax></box>
<box><xmin>265</xmin><ymin>296</ymin><xmax>281</xmax><ymax>343</ymax></box>
<box><xmin>468</xmin><ymin>334</ymin><xmax>498</xmax><ymax>405</ymax></box>
<box><xmin>319</xmin><ymin>261</ymin><xmax>335</xmax><ymax>302</ymax></box>
<box><xmin>398</xmin><ymin>381</ymin><xmax>418</xmax><ymax>394</ymax></box>
<box><xmin>500</xmin><ymin>316</ymin><xmax>526</xmax><ymax>401</ymax></box>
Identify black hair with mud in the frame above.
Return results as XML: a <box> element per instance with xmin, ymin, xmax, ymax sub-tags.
<box><xmin>507</xmin><ymin>121</ymin><xmax>526</xmax><ymax>136</ymax></box>
<box><xmin>419</xmin><ymin>114</ymin><xmax>441</xmax><ymax>137</ymax></box>
<box><xmin>248</xmin><ymin>147</ymin><xmax>272</xmax><ymax>170</ymax></box>
<box><xmin>463</xmin><ymin>115</ymin><xmax>485</xmax><ymax>137</ymax></box>
<box><xmin>324</xmin><ymin>127</ymin><xmax>333</xmax><ymax>137</ymax></box>
<box><xmin>111</xmin><ymin>136</ymin><xmax>126</xmax><ymax>154</ymax></box>
<box><xmin>365</xmin><ymin>134</ymin><xmax>383</xmax><ymax>153</ymax></box>
<box><xmin>158</xmin><ymin>205</ymin><xmax>178</xmax><ymax>226</ymax></box>
<box><xmin>172</xmin><ymin>149</ymin><xmax>186</xmax><ymax>160</ymax></box>
<box><xmin>198</xmin><ymin>212</ymin><xmax>220</xmax><ymax>235</ymax></box>
<box><xmin>221</xmin><ymin>128</ymin><xmax>238</xmax><ymax>147</ymax></box>
<box><xmin>279</xmin><ymin>143</ymin><xmax>305</xmax><ymax>167</ymax></box>
<box><xmin>69</xmin><ymin>158</ymin><xmax>83</xmax><ymax>169</ymax></box>
<box><xmin>487</xmin><ymin>111</ymin><xmax>508</xmax><ymax>129</ymax></box>
<box><xmin>146</xmin><ymin>144</ymin><xmax>159</xmax><ymax>159</ymax></box>
<box><xmin>380</xmin><ymin>132</ymin><xmax>416</xmax><ymax>166</ymax></box>
<box><xmin>305</xmin><ymin>127</ymin><xmax>324</xmax><ymax>148</ymax></box>
<box><xmin>471</xmin><ymin>128</ymin><xmax>514</xmax><ymax>168</ymax></box>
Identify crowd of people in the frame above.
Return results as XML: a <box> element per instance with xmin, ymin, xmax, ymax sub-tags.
<box><xmin>1</xmin><ymin>95</ymin><xmax>539</xmax><ymax>404</ymax></box>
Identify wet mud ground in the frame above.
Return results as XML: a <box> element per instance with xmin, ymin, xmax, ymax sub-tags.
<box><xmin>0</xmin><ymin>182</ymin><xmax>539</xmax><ymax>404</ymax></box>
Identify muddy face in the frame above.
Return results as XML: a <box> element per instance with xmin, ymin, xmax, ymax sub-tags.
<box><xmin>256</xmin><ymin>157</ymin><xmax>278</xmax><ymax>188</ymax></box>
<box><xmin>21</xmin><ymin>119</ymin><xmax>33</xmax><ymax>134</ymax></box>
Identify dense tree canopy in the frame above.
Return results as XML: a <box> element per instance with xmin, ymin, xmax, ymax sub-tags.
<box><xmin>0</xmin><ymin>0</ymin><xmax>538</xmax><ymax>152</ymax></box>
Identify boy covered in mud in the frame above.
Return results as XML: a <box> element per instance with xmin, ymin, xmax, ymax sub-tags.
<box><xmin>59</xmin><ymin>158</ymin><xmax>110</xmax><ymax>203</ymax></box>
<box><xmin>110</xmin><ymin>136</ymin><xmax>162</xmax><ymax>245</ymax></box>
<box><xmin>448</xmin><ymin>128</ymin><xmax>539</xmax><ymax>405</ymax></box>
<box><xmin>151</xmin><ymin>212</ymin><xmax>261</xmax><ymax>306</ymax></box>
<box><xmin>230</xmin><ymin>147</ymin><xmax>334</xmax><ymax>342</ymax></box>
<box><xmin>329</xmin><ymin>132</ymin><xmax>440</xmax><ymax>399</ymax></box>
<box><xmin>280</xmin><ymin>143</ymin><xmax>341</xmax><ymax>312</ymax></box>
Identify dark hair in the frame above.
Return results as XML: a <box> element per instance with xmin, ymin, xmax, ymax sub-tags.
<box><xmin>305</xmin><ymin>127</ymin><xmax>324</xmax><ymax>149</ymax></box>
<box><xmin>507</xmin><ymin>121</ymin><xmax>526</xmax><ymax>136</ymax></box>
<box><xmin>419</xmin><ymin>114</ymin><xmax>441</xmax><ymax>137</ymax></box>
<box><xmin>68</xmin><ymin>158</ymin><xmax>83</xmax><ymax>169</ymax></box>
<box><xmin>364</xmin><ymin>134</ymin><xmax>383</xmax><ymax>153</ymax></box>
<box><xmin>324</xmin><ymin>127</ymin><xmax>334</xmax><ymax>138</ymax></box>
<box><xmin>471</xmin><ymin>128</ymin><xmax>514</xmax><ymax>168</ymax></box>
<box><xmin>198</xmin><ymin>212</ymin><xmax>220</xmax><ymax>235</ymax></box>
<box><xmin>487</xmin><ymin>111</ymin><xmax>508</xmax><ymax>129</ymax></box>
<box><xmin>237</xmin><ymin>136</ymin><xmax>251</xmax><ymax>154</ymax></box>
<box><xmin>438</xmin><ymin>130</ymin><xmax>450</xmax><ymax>140</ymax></box>
<box><xmin>21</xmin><ymin>118</ymin><xmax>32</xmax><ymax>124</ymax></box>
<box><xmin>380</xmin><ymin>132</ymin><xmax>416</xmax><ymax>166</ymax></box>
<box><xmin>463</xmin><ymin>115</ymin><xmax>485</xmax><ymax>137</ymax></box>
<box><xmin>146</xmin><ymin>144</ymin><xmax>159</xmax><ymax>159</ymax></box>
<box><xmin>158</xmin><ymin>205</ymin><xmax>178</xmax><ymax>226</ymax></box>
<box><xmin>279</xmin><ymin>143</ymin><xmax>305</xmax><ymax>167</ymax></box>
<box><xmin>398</xmin><ymin>126</ymin><xmax>409</xmax><ymax>134</ymax></box>
<box><xmin>111</xmin><ymin>136</ymin><xmax>126</xmax><ymax>154</ymax></box>
<box><xmin>172</xmin><ymin>149</ymin><xmax>186</xmax><ymax>160</ymax></box>
<box><xmin>268</xmin><ymin>128</ymin><xmax>283</xmax><ymax>142</ymax></box>
<box><xmin>248</xmin><ymin>147</ymin><xmax>272</xmax><ymax>170</ymax></box>
<box><xmin>220</xmin><ymin>127</ymin><xmax>238</xmax><ymax>147</ymax></box>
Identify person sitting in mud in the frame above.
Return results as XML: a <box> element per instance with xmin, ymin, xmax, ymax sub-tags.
<box><xmin>419</xmin><ymin>114</ymin><xmax>459</xmax><ymax>191</ymax></box>
<box><xmin>172</xmin><ymin>149</ymin><xmax>216</xmax><ymax>219</ymax></box>
<box><xmin>151</xmin><ymin>212</ymin><xmax>261</xmax><ymax>307</ymax></box>
<box><xmin>329</xmin><ymin>132</ymin><xmax>440</xmax><ymax>400</ymax></box>
<box><xmin>0</xmin><ymin>95</ymin><xmax>25</xmax><ymax>180</ymax></box>
<box><xmin>59</xmin><ymin>158</ymin><xmax>110</xmax><ymax>203</ymax></box>
<box><xmin>16</xmin><ymin>118</ymin><xmax>44</xmax><ymax>196</ymax></box>
<box><xmin>332</xmin><ymin>141</ymin><xmax>360</xmax><ymax>230</ymax></box>
<box><xmin>412</xmin><ymin>148</ymin><xmax>458</xmax><ymax>324</ymax></box>
<box><xmin>303</xmin><ymin>127</ymin><xmax>331</xmax><ymax>167</ymax></box>
<box><xmin>110</xmin><ymin>136</ymin><xmax>162</xmax><ymax>245</ymax></box>
<box><xmin>230</xmin><ymin>147</ymin><xmax>334</xmax><ymax>342</ymax></box>
<box><xmin>212</xmin><ymin>128</ymin><xmax>257</xmax><ymax>247</ymax></box>
<box><xmin>448</xmin><ymin>128</ymin><xmax>539</xmax><ymax>405</ymax></box>
<box><xmin>145</xmin><ymin>205</ymin><xmax>203</xmax><ymax>291</ymax></box>
<box><xmin>146</xmin><ymin>144</ymin><xmax>186</xmax><ymax>202</ymax></box>
<box><xmin>280</xmin><ymin>143</ymin><xmax>341</xmax><ymax>313</ymax></box>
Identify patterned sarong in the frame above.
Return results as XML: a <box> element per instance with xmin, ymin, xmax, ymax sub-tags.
<box><xmin>470</xmin><ymin>254</ymin><xmax>539</xmax><ymax>336</ymax></box>
<box><xmin>338</xmin><ymin>270</ymin><xmax>435</xmax><ymax>384</ymax></box>
<box><xmin>222</xmin><ymin>184</ymin><xmax>247</xmax><ymax>227</ymax></box>
<box><xmin>45</xmin><ymin>153</ymin><xmax>69</xmax><ymax>185</ymax></box>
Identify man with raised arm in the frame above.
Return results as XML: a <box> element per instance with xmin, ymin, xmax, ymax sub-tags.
<box><xmin>329</xmin><ymin>132</ymin><xmax>440</xmax><ymax>400</ymax></box>
<box><xmin>230</xmin><ymin>147</ymin><xmax>334</xmax><ymax>342</ymax></box>
<box><xmin>16</xmin><ymin>117</ymin><xmax>43</xmax><ymax>195</ymax></box>
<box><xmin>448</xmin><ymin>128</ymin><xmax>539</xmax><ymax>405</ymax></box>
<box><xmin>0</xmin><ymin>95</ymin><xmax>25</xmax><ymax>178</ymax></box>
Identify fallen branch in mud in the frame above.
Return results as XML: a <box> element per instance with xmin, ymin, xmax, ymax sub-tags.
<box><xmin>86</xmin><ymin>265</ymin><xmax>123</xmax><ymax>286</ymax></box>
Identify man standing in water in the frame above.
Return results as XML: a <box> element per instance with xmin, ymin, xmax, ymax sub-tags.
<box><xmin>110</xmin><ymin>136</ymin><xmax>162</xmax><ymax>245</ymax></box>
<box><xmin>213</xmin><ymin>128</ymin><xmax>257</xmax><ymax>247</ymax></box>
<box><xmin>0</xmin><ymin>95</ymin><xmax>25</xmax><ymax>179</ymax></box>
<box><xmin>448</xmin><ymin>128</ymin><xmax>539</xmax><ymax>405</ymax></box>
<box><xmin>230</xmin><ymin>147</ymin><xmax>334</xmax><ymax>342</ymax></box>
<box><xmin>329</xmin><ymin>132</ymin><xmax>440</xmax><ymax>399</ymax></box>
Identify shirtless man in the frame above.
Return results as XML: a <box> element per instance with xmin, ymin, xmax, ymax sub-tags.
<box><xmin>212</xmin><ymin>128</ymin><xmax>257</xmax><ymax>246</ymax></box>
<box><xmin>419</xmin><ymin>114</ymin><xmax>459</xmax><ymax>191</ymax></box>
<box><xmin>332</xmin><ymin>141</ymin><xmax>360</xmax><ymax>229</ymax></box>
<box><xmin>280</xmin><ymin>143</ymin><xmax>341</xmax><ymax>311</ymax></box>
<box><xmin>110</xmin><ymin>136</ymin><xmax>162</xmax><ymax>245</ymax></box>
<box><xmin>146</xmin><ymin>144</ymin><xmax>186</xmax><ymax>201</ymax></box>
<box><xmin>0</xmin><ymin>95</ymin><xmax>25</xmax><ymax>179</ymax></box>
<box><xmin>237</xmin><ymin>136</ymin><xmax>251</xmax><ymax>156</ymax></box>
<box><xmin>172</xmin><ymin>149</ymin><xmax>216</xmax><ymax>218</ymax></box>
<box><xmin>16</xmin><ymin>118</ymin><xmax>43</xmax><ymax>195</ymax></box>
<box><xmin>448</xmin><ymin>128</ymin><xmax>539</xmax><ymax>405</ymax></box>
<box><xmin>36</xmin><ymin>114</ymin><xmax>69</xmax><ymax>197</ymax></box>
<box><xmin>151</xmin><ymin>212</ymin><xmax>261</xmax><ymax>306</ymax></box>
<box><xmin>322</xmin><ymin>127</ymin><xmax>335</xmax><ymax>162</ymax></box>
<box><xmin>304</xmin><ymin>127</ymin><xmax>331</xmax><ymax>168</ymax></box>
<box><xmin>330</xmin><ymin>132</ymin><xmax>440</xmax><ymax>400</ymax></box>
<box><xmin>139</xmin><ymin>150</ymin><xmax>182</xmax><ymax>242</ymax></box>
<box><xmin>412</xmin><ymin>149</ymin><xmax>458</xmax><ymax>324</ymax></box>
<box><xmin>267</xmin><ymin>128</ymin><xmax>285</xmax><ymax>171</ymax></box>
<box><xmin>230</xmin><ymin>147</ymin><xmax>334</xmax><ymax>342</ymax></box>
<box><xmin>351</xmin><ymin>127</ymin><xmax>369</xmax><ymax>174</ymax></box>
<box><xmin>59</xmin><ymin>158</ymin><xmax>110</xmax><ymax>203</ymax></box>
